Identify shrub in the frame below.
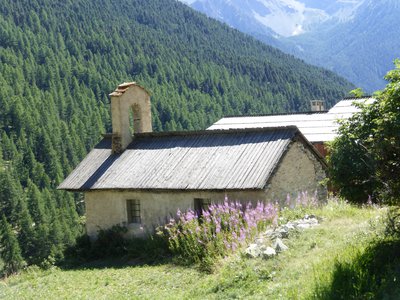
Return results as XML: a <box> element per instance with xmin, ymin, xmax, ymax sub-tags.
<box><xmin>92</xmin><ymin>225</ymin><xmax>128</xmax><ymax>258</ymax></box>
<box><xmin>383</xmin><ymin>207</ymin><xmax>400</xmax><ymax>238</ymax></box>
<box><xmin>64</xmin><ymin>225</ymin><xmax>128</xmax><ymax>262</ymax></box>
<box><xmin>328</xmin><ymin>59</ymin><xmax>400</xmax><ymax>203</ymax></box>
<box><xmin>64</xmin><ymin>233</ymin><xmax>93</xmax><ymax>263</ymax></box>
<box><xmin>127</xmin><ymin>235</ymin><xmax>170</xmax><ymax>262</ymax></box>
<box><xmin>158</xmin><ymin>198</ymin><xmax>278</xmax><ymax>271</ymax></box>
<box><xmin>65</xmin><ymin>225</ymin><xmax>170</xmax><ymax>265</ymax></box>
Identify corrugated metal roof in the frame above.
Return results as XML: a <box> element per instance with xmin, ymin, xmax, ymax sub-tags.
<box><xmin>59</xmin><ymin>127</ymin><xmax>302</xmax><ymax>191</ymax></box>
<box><xmin>327</xmin><ymin>97</ymin><xmax>375</xmax><ymax>115</ymax></box>
<box><xmin>208</xmin><ymin>98</ymin><xmax>375</xmax><ymax>142</ymax></box>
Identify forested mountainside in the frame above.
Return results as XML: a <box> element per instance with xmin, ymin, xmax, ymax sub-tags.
<box><xmin>0</xmin><ymin>0</ymin><xmax>353</xmax><ymax>271</ymax></box>
<box><xmin>182</xmin><ymin>0</ymin><xmax>399</xmax><ymax>91</ymax></box>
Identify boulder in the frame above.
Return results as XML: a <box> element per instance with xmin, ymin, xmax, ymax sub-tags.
<box><xmin>278</xmin><ymin>227</ymin><xmax>289</xmax><ymax>238</ymax></box>
<box><xmin>255</xmin><ymin>238</ymin><xmax>265</xmax><ymax>245</ymax></box>
<box><xmin>308</xmin><ymin>218</ymin><xmax>318</xmax><ymax>225</ymax></box>
<box><xmin>245</xmin><ymin>243</ymin><xmax>261</xmax><ymax>258</ymax></box>
<box><xmin>297</xmin><ymin>223</ymin><xmax>311</xmax><ymax>229</ymax></box>
<box><xmin>273</xmin><ymin>238</ymin><xmax>288</xmax><ymax>252</ymax></box>
<box><xmin>246</xmin><ymin>215</ymin><xmax>320</xmax><ymax>259</ymax></box>
<box><xmin>264</xmin><ymin>229</ymin><xmax>274</xmax><ymax>237</ymax></box>
<box><xmin>262</xmin><ymin>247</ymin><xmax>276</xmax><ymax>259</ymax></box>
<box><xmin>284</xmin><ymin>223</ymin><xmax>295</xmax><ymax>231</ymax></box>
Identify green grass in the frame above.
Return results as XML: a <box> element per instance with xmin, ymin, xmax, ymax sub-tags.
<box><xmin>311</xmin><ymin>206</ymin><xmax>400</xmax><ymax>299</ymax></box>
<box><xmin>313</xmin><ymin>238</ymin><xmax>400</xmax><ymax>300</ymax></box>
<box><xmin>0</xmin><ymin>201</ymin><xmax>394</xmax><ymax>300</ymax></box>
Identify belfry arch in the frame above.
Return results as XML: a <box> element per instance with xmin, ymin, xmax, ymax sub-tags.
<box><xmin>109</xmin><ymin>82</ymin><xmax>152</xmax><ymax>153</ymax></box>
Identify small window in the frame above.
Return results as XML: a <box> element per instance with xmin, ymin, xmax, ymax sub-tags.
<box><xmin>127</xmin><ymin>199</ymin><xmax>141</xmax><ymax>224</ymax></box>
<box><xmin>194</xmin><ymin>198</ymin><xmax>211</xmax><ymax>216</ymax></box>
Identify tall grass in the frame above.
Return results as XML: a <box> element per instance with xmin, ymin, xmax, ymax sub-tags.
<box><xmin>312</xmin><ymin>207</ymin><xmax>400</xmax><ymax>299</ymax></box>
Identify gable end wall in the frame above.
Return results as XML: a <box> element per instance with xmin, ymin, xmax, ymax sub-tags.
<box><xmin>265</xmin><ymin>141</ymin><xmax>327</xmax><ymax>204</ymax></box>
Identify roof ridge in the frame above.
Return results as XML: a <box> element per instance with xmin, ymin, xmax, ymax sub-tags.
<box><xmin>135</xmin><ymin>126</ymin><xmax>299</xmax><ymax>138</ymax></box>
<box><xmin>103</xmin><ymin>126</ymin><xmax>300</xmax><ymax>140</ymax></box>
<box><xmin>341</xmin><ymin>96</ymin><xmax>374</xmax><ymax>100</ymax></box>
<box><xmin>221</xmin><ymin>111</ymin><xmax>329</xmax><ymax>119</ymax></box>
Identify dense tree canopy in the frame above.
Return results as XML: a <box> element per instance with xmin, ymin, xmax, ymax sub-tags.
<box><xmin>328</xmin><ymin>59</ymin><xmax>400</xmax><ymax>203</ymax></box>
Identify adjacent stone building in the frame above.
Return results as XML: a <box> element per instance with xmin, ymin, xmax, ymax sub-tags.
<box><xmin>209</xmin><ymin>97</ymin><xmax>375</xmax><ymax>157</ymax></box>
<box><xmin>59</xmin><ymin>82</ymin><xmax>327</xmax><ymax>238</ymax></box>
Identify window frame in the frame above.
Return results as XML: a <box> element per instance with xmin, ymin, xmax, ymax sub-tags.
<box><xmin>126</xmin><ymin>199</ymin><xmax>141</xmax><ymax>224</ymax></box>
<box><xmin>194</xmin><ymin>198</ymin><xmax>211</xmax><ymax>216</ymax></box>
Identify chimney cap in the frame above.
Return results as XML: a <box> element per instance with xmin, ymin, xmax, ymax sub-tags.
<box><xmin>310</xmin><ymin>100</ymin><xmax>324</xmax><ymax>104</ymax></box>
<box><xmin>109</xmin><ymin>82</ymin><xmax>151</xmax><ymax>97</ymax></box>
<box><xmin>310</xmin><ymin>100</ymin><xmax>325</xmax><ymax>112</ymax></box>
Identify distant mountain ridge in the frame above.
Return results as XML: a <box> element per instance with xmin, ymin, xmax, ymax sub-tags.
<box><xmin>180</xmin><ymin>0</ymin><xmax>399</xmax><ymax>91</ymax></box>
<box><xmin>184</xmin><ymin>0</ymin><xmax>363</xmax><ymax>37</ymax></box>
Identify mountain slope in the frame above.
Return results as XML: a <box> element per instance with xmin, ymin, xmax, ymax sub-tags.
<box><xmin>182</xmin><ymin>0</ymin><xmax>399</xmax><ymax>91</ymax></box>
<box><xmin>0</xmin><ymin>0</ymin><xmax>353</xmax><ymax>272</ymax></box>
<box><xmin>286</xmin><ymin>0</ymin><xmax>400</xmax><ymax>91</ymax></box>
<box><xmin>185</xmin><ymin>0</ymin><xmax>363</xmax><ymax>38</ymax></box>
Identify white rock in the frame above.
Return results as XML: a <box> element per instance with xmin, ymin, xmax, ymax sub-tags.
<box><xmin>284</xmin><ymin>223</ymin><xmax>295</xmax><ymax>231</ymax></box>
<box><xmin>278</xmin><ymin>228</ymin><xmax>289</xmax><ymax>238</ymax></box>
<box><xmin>262</xmin><ymin>247</ymin><xmax>276</xmax><ymax>259</ymax></box>
<box><xmin>245</xmin><ymin>243</ymin><xmax>261</xmax><ymax>258</ymax></box>
<box><xmin>297</xmin><ymin>223</ymin><xmax>311</xmax><ymax>229</ymax></box>
<box><xmin>255</xmin><ymin>238</ymin><xmax>265</xmax><ymax>245</ymax></box>
<box><xmin>264</xmin><ymin>229</ymin><xmax>274</xmax><ymax>237</ymax></box>
<box><xmin>292</xmin><ymin>220</ymin><xmax>300</xmax><ymax>226</ymax></box>
<box><xmin>273</xmin><ymin>238</ymin><xmax>288</xmax><ymax>252</ymax></box>
<box><xmin>270</xmin><ymin>231</ymin><xmax>282</xmax><ymax>240</ymax></box>
<box><xmin>259</xmin><ymin>245</ymin><xmax>267</xmax><ymax>252</ymax></box>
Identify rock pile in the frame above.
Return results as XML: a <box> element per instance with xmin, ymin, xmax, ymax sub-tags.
<box><xmin>245</xmin><ymin>215</ymin><xmax>319</xmax><ymax>259</ymax></box>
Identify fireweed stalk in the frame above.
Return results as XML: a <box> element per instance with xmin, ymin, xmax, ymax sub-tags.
<box><xmin>285</xmin><ymin>190</ymin><xmax>319</xmax><ymax>209</ymax></box>
<box><xmin>158</xmin><ymin>197</ymin><xmax>278</xmax><ymax>268</ymax></box>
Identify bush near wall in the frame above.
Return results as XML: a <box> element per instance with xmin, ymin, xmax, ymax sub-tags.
<box><xmin>328</xmin><ymin>59</ymin><xmax>400</xmax><ymax>204</ymax></box>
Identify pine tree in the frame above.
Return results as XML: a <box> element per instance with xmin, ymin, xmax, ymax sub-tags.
<box><xmin>0</xmin><ymin>215</ymin><xmax>25</xmax><ymax>276</ymax></box>
<box><xmin>0</xmin><ymin>169</ymin><xmax>23</xmax><ymax>225</ymax></box>
<box><xmin>31</xmin><ymin>223</ymin><xmax>50</xmax><ymax>265</ymax></box>
<box><xmin>26</xmin><ymin>179</ymin><xmax>48</xmax><ymax>225</ymax></box>
<box><xmin>17</xmin><ymin>202</ymin><xmax>36</xmax><ymax>264</ymax></box>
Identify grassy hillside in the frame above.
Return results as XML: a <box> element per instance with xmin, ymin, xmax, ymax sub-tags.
<box><xmin>3</xmin><ymin>201</ymin><xmax>399</xmax><ymax>299</ymax></box>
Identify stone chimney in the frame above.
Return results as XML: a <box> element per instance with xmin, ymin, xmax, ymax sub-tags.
<box><xmin>109</xmin><ymin>82</ymin><xmax>152</xmax><ymax>153</ymax></box>
<box><xmin>310</xmin><ymin>100</ymin><xmax>325</xmax><ymax>112</ymax></box>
